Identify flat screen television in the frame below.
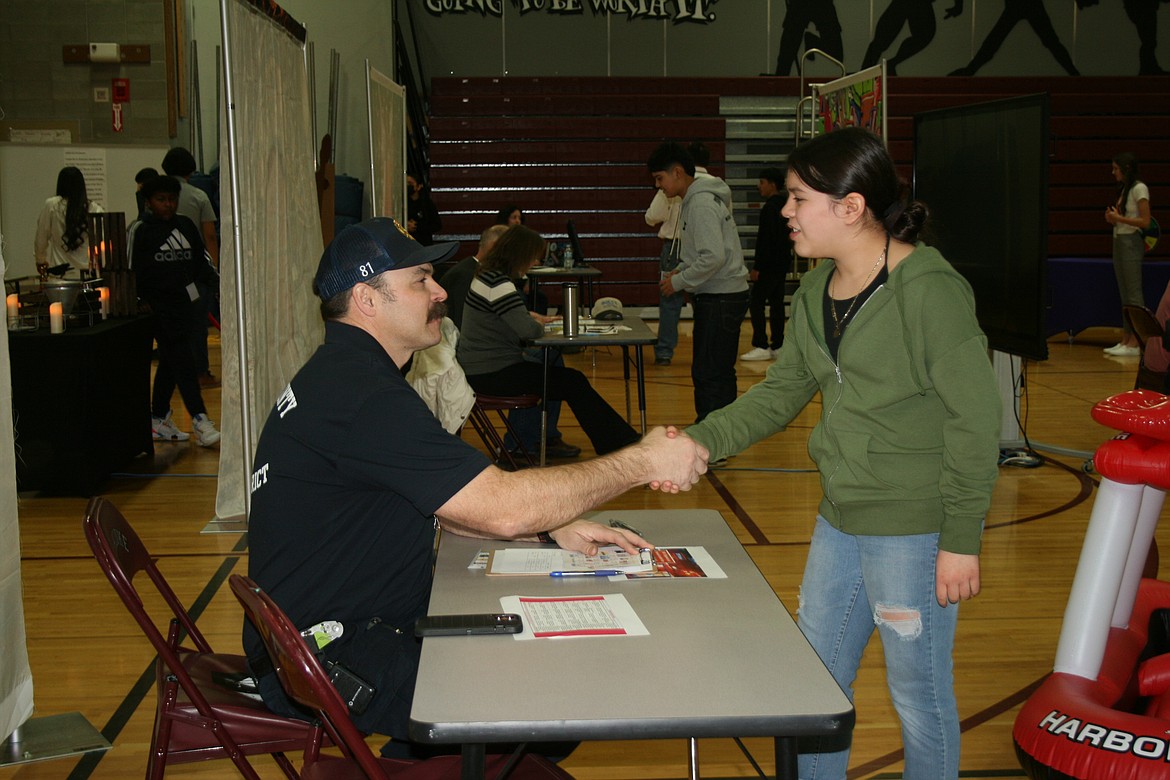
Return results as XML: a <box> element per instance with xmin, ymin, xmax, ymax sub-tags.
<box><xmin>566</xmin><ymin>219</ymin><xmax>586</xmax><ymax>267</ymax></box>
<box><xmin>913</xmin><ymin>93</ymin><xmax>1050</xmax><ymax>361</ymax></box>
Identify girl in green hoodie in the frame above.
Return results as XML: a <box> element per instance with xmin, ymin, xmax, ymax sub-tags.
<box><xmin>687</xmin><ymin>127</ymin><xmax>1000</xmax><ymax>779</ymax></box>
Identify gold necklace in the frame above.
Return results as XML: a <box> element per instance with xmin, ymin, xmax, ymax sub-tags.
<box><xmin>829</xmin><ymin>245</ymin><xmax>887</xmax><ymax>338</ymax></box>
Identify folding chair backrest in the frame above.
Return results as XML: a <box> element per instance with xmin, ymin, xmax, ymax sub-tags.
<box><xmin>83</xmin><ymin>495</ymin><xmax>211</xmax><ymax>656</ymax></box>
<box><xmin>230</xmin><ymin>574</ymin><xmax>391</xmax><ymax>779</ymax></box>
<box><xmin>1125</xmin><ymin>305</ymin><xmax>1164</xmax><ymax>351</ymax></box>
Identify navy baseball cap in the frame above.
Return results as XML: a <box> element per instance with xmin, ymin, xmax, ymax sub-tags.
<box><xmin>314</xmin><ymin>218</ymin><xmax>459</xmax><ymax>300</ymax></box>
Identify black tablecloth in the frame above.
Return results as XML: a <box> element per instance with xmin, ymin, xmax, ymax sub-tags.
<box><xmin>8</xmin><ymin>316</ymin><xmax>154</xmax><ymax>495</ymax></box>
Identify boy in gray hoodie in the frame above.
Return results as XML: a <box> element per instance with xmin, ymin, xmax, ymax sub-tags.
<box><xmin>648</xmin><ymin>142</ymin><xmax>749</xmax><ymax>422</ymax></box>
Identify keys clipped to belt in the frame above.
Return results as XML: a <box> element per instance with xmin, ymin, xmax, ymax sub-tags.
<box><xmin>300</xmin><ymin>620</ymin><xmax>343</xmax><ymax>652</ymax></box>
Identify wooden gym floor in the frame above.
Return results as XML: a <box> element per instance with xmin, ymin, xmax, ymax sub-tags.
<box><xmin>4</xmin><ymin>320</ymin><xmax>1160</xmax><ymax>779</ymax></box>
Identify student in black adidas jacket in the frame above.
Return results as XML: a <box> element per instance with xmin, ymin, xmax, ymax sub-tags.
<box><xmin>127</xmin><ymin>174</ymin><xmax>221</xmax><ymax>446</ymax></box>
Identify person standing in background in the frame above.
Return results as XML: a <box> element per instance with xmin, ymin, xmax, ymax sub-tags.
<box><xmin>644</xmin><ymin>170</ymin><xmax>683</xmax><ymax>366</ymax></box>
<box><xmin>34</xmin><ymin>166</ymin><xmax>103</xmax><ymax>279</ymax></box>
<box><xmin>648</xmin><ymin>142</ymin><xmax>749</xmax><ymax>423</ymax></box>
<box><xmin>128</xmin><ymin>174</ymin><xmax>221</xmax><ymax>447</ymax></box>
<box><xmin>647</xmin><ymin>143</ymin><xmax>731</xmax><ymax>368</ymax></box>
<box><xmin>742</xmin><ymin>167</ymin><xmax>792</xmax><ymax>362</ymax></box>
<box><xmin>1104</xmin><ymin>152</ymin><xmax>1152</xmax><ymax>357</ymax></box>
<box><xmin>162</xmin><ymin>147</ymin><xmax>220</xmax><ymax>388</ymax></box>
<box><xmin>134</xmin><ymin>167</ymin><xmax>158</xmax><ymax>218</ymax></box>
<box><xmin>406</xmin><ymin>174</ymin><xmax>442</xmax><ymax>246</ymax></box>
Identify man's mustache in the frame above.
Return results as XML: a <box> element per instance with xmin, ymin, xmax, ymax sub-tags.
<box><xmin>428</xmin><ymin>301</ymin><xmax>447</xmax><ymax>322</ymax></box>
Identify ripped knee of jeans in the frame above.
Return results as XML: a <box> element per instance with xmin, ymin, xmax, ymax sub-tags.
<box><xmin>874</xmin><ymin>603</ymin><xmax>922</xmax><ymax>639</ymax></box>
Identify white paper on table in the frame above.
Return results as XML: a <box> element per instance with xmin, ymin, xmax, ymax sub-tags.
<box><xmin>501</xmin><ymin>593</ymin><xmax>648</xmax><ymax>640</ymax></box>
<box><xmin>488</xmin><ymin>546</ymin><xmax>652</xmax><ymax>575</ymax></box>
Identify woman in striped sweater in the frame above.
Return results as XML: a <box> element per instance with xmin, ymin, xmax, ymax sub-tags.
<box><xmin>457</xmin><ymin>225</ymin><xmax>640</xmax><ymax>456</ymax></box>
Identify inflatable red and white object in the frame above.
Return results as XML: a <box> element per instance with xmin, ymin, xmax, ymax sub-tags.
<box><xmin>1014</xmin><ymin>390</ymin><xmax>1170</xmax><ymax>779</ymax></box>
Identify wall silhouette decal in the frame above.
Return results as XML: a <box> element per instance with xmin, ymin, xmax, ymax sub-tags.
<box><xmin>1123</xmin><ymin>0</ymin><xmax>1168</xmax><ymax>75</ymax></box>
<box><xmin>948</xmin><ymin>0</ymin><xmax>1080</xmax><ymax>76</ymax></box>
<box><xmin>862</xmin><ymin>0</ymin><xmax>963</xmax><ymax>75</ymax></box>
<box><xmin>773</xmin><ymin>0</ymin><xmax>844</xmax><ymax>75</ymax></box>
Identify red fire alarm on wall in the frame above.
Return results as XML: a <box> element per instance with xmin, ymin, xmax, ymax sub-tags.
<box><xmin>112</xmin><ymin>78</ymin><xmax>130</xmax><ymax>103</ymax></box>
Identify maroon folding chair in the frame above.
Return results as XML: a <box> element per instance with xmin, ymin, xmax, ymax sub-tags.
<box><xmin>466</xmin><ymin>394</ymin><xmax>542</xmax><ymax>471</ymax></box>
<box><xmin>228</xmin><ymin>574</ymin><xmax>573</xmax><ymax>779</ymax></box>
<box><xmin>83</xmin><ymin>496</ymin><xmax>317</xmax><ymax>779</ymax></box>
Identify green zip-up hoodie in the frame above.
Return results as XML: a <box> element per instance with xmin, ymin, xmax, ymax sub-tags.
<box><xmin>688</xmin><ymin>243</ymin><xmax>1000</xmax><ymax>554</ymax></box>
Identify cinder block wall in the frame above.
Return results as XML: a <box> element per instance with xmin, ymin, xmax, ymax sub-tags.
<box><xmin>0</xmin><ymin>0</ymin><xmax>170</xmax><ymax>144</ymax></box>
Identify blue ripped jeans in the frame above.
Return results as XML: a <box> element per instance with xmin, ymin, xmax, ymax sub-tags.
<box><xmin>797</xmin><ymin>516</ymin><xmax>959</xmax><ymax>780</ymax></box>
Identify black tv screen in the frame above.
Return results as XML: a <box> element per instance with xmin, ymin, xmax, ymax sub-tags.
<box><xmin>566</xmin><ymin>219</ymin><xmax>586</xmax><ymax>267</ymax></box>
<box><xmin>913</xmin><ymin>93</ymin><xmax>1049</xmax><ymax>361</ymax></box>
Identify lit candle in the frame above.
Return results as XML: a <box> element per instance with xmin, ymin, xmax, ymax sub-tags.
<box><xmin>49</xmin><ymin>302</ymin><xmax>64</xmax><ymax>334</ymax></box>
<box><xmin>99</xmin><ymin>287</ymin><xmax>110</xmax><ymax>319</ymax></box>
<box><xmin>6</xmin><ymin>293</ymin><xmax>18</xmax><ymax>329</ymax></box>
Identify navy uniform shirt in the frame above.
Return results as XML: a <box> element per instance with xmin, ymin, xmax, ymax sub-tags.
<box><xmin>244</xmin><ymin>320</ymin><xmax>490</xmax><ymax>661</ymax></box>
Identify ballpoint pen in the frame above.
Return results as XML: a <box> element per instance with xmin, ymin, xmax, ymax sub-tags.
<box><xmin>549</xmin><ymin>570</ymin><xmax>622</xmax><ymax>577</ymax></box>
<box><xmin>609</xmin><ymin>519</ymin><xmax>644</xmax><ymax>536</ymax></box>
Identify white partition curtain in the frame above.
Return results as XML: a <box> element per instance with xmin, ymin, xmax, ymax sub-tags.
<box><xmin>366</xmin><ymin>63</ymin><xmax>406</xmax><ymax>223</ymax></box>
<box><xmin>215</xmin><ymin>0</ymin><xmax>324</xmax><ymax>521</ymax></box>
<box><xmin>0</xmin><ymin>245</ymin><xmax>35</xmax><ymax>740</ymax></box>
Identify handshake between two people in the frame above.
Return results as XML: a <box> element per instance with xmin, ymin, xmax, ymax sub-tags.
<box><xmin>636</xmin><ymin>425</ymin><xmax>709</xmax><ymax>494</ymax></box>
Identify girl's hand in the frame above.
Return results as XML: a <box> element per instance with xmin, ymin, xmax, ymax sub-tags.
<box><xmin>935</xmin><ymin>551</ymin><xmax>980</xmax><ymax>606</ymax></box>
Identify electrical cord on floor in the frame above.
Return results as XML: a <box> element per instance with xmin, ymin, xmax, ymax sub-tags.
<box><xmin>1001</xmin><ymin>354</ymin><xmax>1044</xmax><ymax>468</ymax></box>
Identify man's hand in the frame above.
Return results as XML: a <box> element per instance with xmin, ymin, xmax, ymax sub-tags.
<box><xmin>549</xmin><ymin>520</ymin><xmax>650</xmax><ymax>556</ymax></box>
<box><xmin>659</xmin><ymin>272</ymin><xmax>677</xmax><ymax>297</ymax></box>
<box><xmin>936</xmin><ymin>550</ymin><xmax>980</xmax><ymax>606</ymax></box>
<box><xmin>639</xmin><ymin>426</ymin><xmax>708</xmax><ymax>493</ymax></box>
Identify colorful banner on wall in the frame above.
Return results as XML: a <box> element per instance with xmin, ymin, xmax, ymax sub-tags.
<box><xmin>812</xmin><ymin>63</ymin><xmax>887</xmax><ymax>145</ymax></box>
<box><xmin>424</xmin><ymin>0</ymin><xmax>718</xmax><ymax>23</ymax></box>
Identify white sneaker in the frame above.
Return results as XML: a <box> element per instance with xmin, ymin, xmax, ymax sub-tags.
<box><xmin>1106</xmin><ymin>344</ymin><xmax>1141</xmax><ymax>357</ymax></box>
<box><xmin>152</xmin><ymin>411</ymin><xmax>190</xmax><ymax>442</ymax></box>
<box><xmin>741</xmin><ymin>347</ymin><xmax>774</xmax><ymax>361</ymax></box>
<box><xmin>1103</xmin><ymin>342</ymin><xmax>1125</xmax><ymax>353</ymax></box>
<box><xmin>193</xmin><ymin>413</ymin><xmax>221</xmax><ymax>447</ymax></box>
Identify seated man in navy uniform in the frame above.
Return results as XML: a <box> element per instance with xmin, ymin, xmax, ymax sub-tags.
<box><xmin>244</xmin><ymin>217</ymin><xmax>708</xmax><ymax>754</ymax></box>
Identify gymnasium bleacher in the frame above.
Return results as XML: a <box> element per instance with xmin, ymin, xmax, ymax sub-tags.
<box><xmin>427</xmin><ymin>75</ymin><xmax>1168</xmax><ymax>307</ymax></box>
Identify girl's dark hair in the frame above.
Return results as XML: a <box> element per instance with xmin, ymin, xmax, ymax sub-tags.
<box><xmin>1113</xmin><ymin>152</ymin><xmax>1140</xmax><ymax>209</ymax></box>
<box><xmin>478</xmin><ymin>225</ymin><xmax>545</xmax><ymax>278</ymax></box>
<box><xmin>786</xmin><ymin>127</ymin><xmax>927</xmax><ymax>244</ymax></box>
<box><xmin>494</xmin><ymin>204</ymin><xmax>525</xmax><ymax>226</ymax></box>
<box><xmin>55</xmin><ymin>166</ymin><xmax>90</xmax><ymax>252</ymax></box>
